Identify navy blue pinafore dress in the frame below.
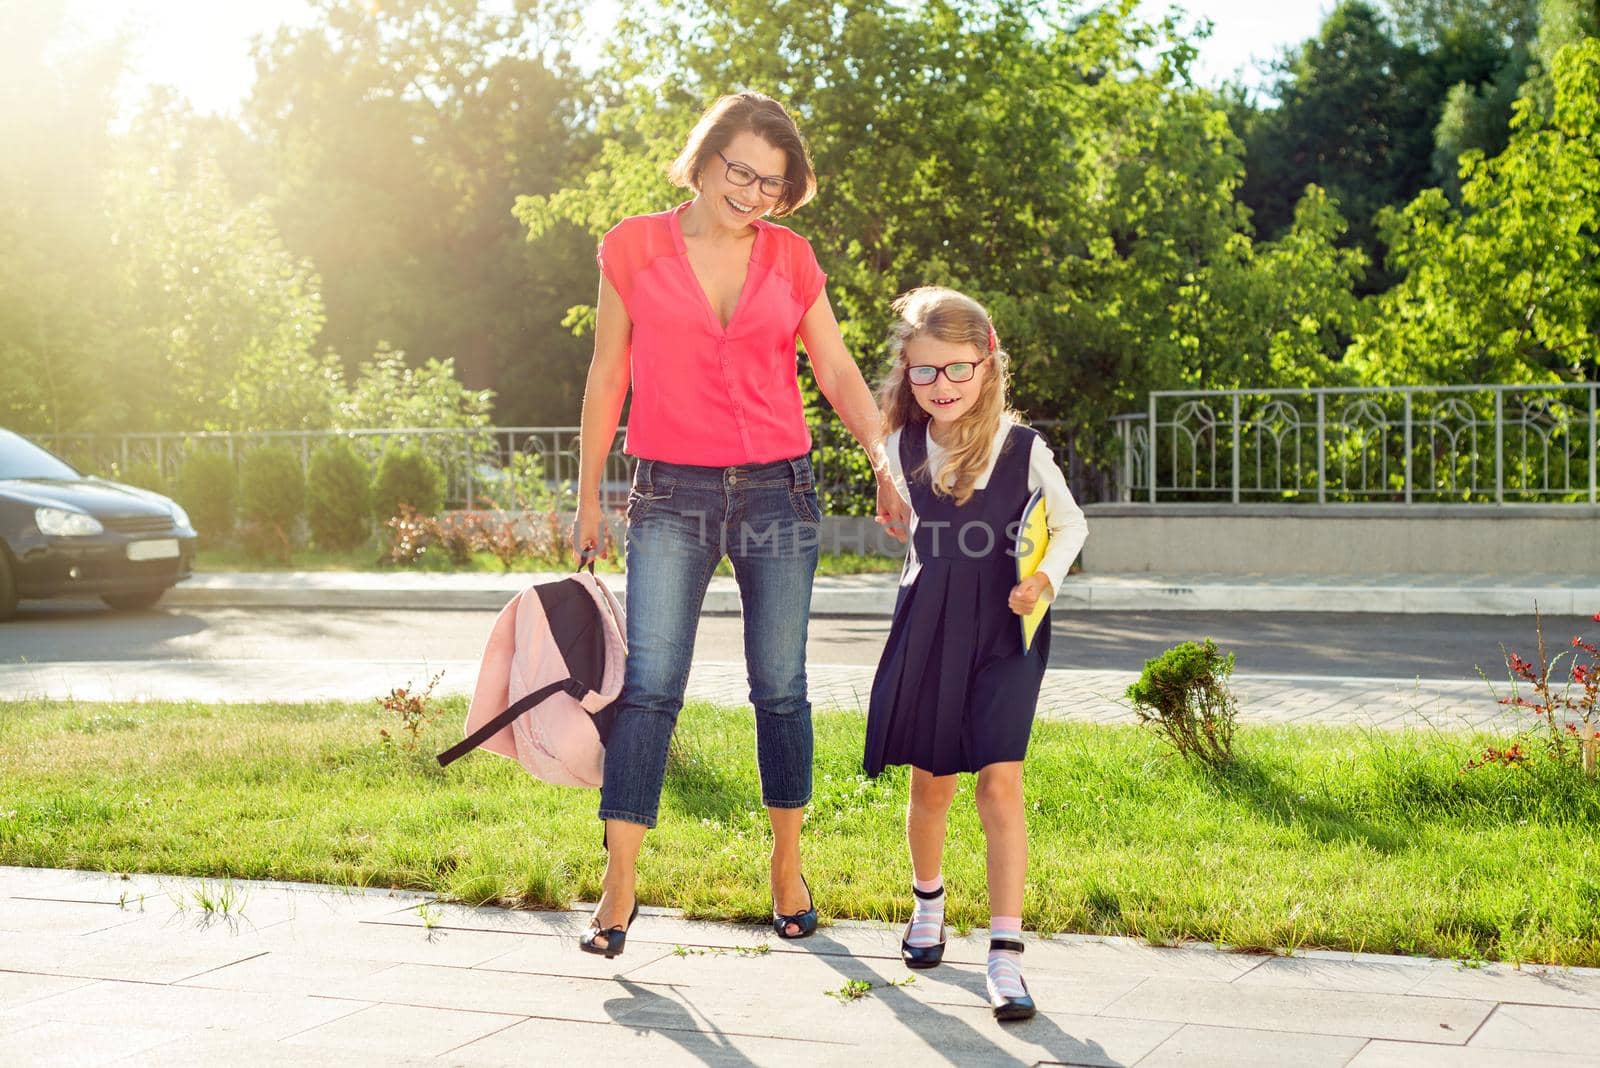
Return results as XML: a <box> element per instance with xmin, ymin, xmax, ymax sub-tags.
<box><xmin>865</xmin><ymin>422</ymin><xmax>1051</xmax><ymax>777</ymax></box>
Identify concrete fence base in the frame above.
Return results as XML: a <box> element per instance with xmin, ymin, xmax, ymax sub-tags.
<box><xmin>1080</xmin><ymin>503</ymin><xmax>1600</xmax><ymax>576</ymax></box>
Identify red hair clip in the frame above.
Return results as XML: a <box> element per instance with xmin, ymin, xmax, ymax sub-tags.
<box><xmin>987</xmin><ymin>324</ymin><xmax>998</xmax><ymax>354</ymax></box>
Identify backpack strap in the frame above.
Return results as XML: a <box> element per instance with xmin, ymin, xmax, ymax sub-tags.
<box><xmin>436</xmin><ymin>676</ymin><xmax>589</xmax><ymax>768</ymax></box>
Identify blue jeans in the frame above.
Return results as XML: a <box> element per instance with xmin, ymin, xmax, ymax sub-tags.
<box><xmin>598</xmin><ymin>455</ymin><xmax>822</xmax><ymax>828</ymax></box>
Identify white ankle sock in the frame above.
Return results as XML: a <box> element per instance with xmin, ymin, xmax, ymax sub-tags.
<box><xmin>987</xmin><ymin>918</ymin><xmax>1027</xmax><ymax>1002</ymax></box>
<box><xmin>906</xmin><ymin>877</ymin><xmax>944</xmax><ymax>948</ymax></box>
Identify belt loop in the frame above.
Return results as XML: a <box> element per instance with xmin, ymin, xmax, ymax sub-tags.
<box><xmin>789</xmin><ymin>456</ymin><xmax>813</xmax><ymax>492</ymax></box>
<box><xmin>637</xmin><ymin>458</ymin><xmax>654</xmax><ymax>495</ymax></box>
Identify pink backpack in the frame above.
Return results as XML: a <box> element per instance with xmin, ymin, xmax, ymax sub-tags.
<box><xmin>437</xmin><ymin>568</ymin><xmax>626</xmax><ymax>788</ymax></box>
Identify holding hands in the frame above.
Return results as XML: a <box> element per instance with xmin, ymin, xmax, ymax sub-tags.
<box><xmin>875</xmin><ymin>471</ymin><xmax>911</xmax><ymax>543</ymax></box>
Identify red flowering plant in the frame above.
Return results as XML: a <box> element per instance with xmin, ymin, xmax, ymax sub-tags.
<box><xmin>1483</xmin><ymin>608</ymin><xmax>1600</xmax><ymax>778</ymax></box>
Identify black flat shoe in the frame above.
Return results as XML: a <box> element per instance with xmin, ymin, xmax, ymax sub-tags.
<box><xmin>772</xmin><ymin>873</ymin><xmax>818</xmax><ymax>940</ymax></box>
<box><xmin>579</xmin><ymin>899</ymin><xmax>639</xmax><ymax>959</ymax></box>
<box><xmin>900</xmin><ymin>883</ymin><xmax>947</xmax><ymax>968</ymax></box>
<box><xmin>988</xmin><ymin>937</ymin><xmax>1036</xmax><ymax>1021</ymax></box>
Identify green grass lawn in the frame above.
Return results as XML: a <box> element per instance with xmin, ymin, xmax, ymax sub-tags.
<box><xmin>3</xmin><ymin>698</ymin><xmax>1597</xmax><ymax>966</ymax></box>
<box><xmin>195</xmin><ymin>547</ymin><xmax>901</xmax><ymax>576</ymax></box>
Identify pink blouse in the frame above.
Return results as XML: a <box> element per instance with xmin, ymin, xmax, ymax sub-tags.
<box><xmin>597</xmin><ymin>202</ymin><xmax>827</xmax><ymax>466</ymax></box>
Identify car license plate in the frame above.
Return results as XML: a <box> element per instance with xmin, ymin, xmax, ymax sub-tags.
<box><xmin>127</xmin><ymin>539</ymin><xmax>180</xmax><ymax>561</ymax></box>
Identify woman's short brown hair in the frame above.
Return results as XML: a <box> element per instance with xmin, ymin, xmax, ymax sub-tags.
<box><xmin>668</xmin><ymin>92</ymin><xmax>818</xmax><ymax>217</ymax></box>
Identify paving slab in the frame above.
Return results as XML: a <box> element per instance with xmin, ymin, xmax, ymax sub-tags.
<box><xmin>4</xmin><ymin>866</ymin><xmax>1596</xmax><ymax>1064</ymax></box>
<box><xmin>1349</xmin><ymin>1039</ymin><xmax>1600</xmax><ymax>1066</ymax></box>
<box><xmin>17</xmin><ymin>978</ymin><xmax>371</xmax><ymax>1041</ymax></box>
<box><xmin>0</xmin><ymin>1019</ymin><xmax>186</xmax><ymax>1068</ymax></box>
<box><xmin>1099</xmin><ymin>975</ymin><xmax>1495</xmax><ymax>1043</ymax></box>
<box><xmin>1407</xmin><ymin>961</ymin><xmax>1600</xmax><ymax>1009</ymax></box>
<box><xmin>1136</xmin><ymin>1022</ymin><xmax>1369</xmax><ymax>1067</ymax></box>
<box><xmin>447</xmin><ymin>1014</ymin><xmax>846</xmax><ymax>1067</ymax></box>
<box><xmin>1233</xmin><ymin>954</ymin><xmax>1431</xmax><ymax>995</ymax></box>
<box><xmin>284</xmin><ymin>1002</ymin><xmax>526</xmax><ymax>1058</ymax></box>
<box><xmin>1466</xmin><ymin>1002</ymin><xmax>1600</xmax><ymax>1055</ymax></box>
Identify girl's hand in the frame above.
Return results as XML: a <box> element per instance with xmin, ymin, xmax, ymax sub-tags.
<box><xmin>571</xmin><ymin>498</ymin><xmax>605</xmax><ymax>562</ymax></box>
<box><xmin>875</xmin><ymin>475</ymin><xmax>911</xmax><ymax>542</ymax></box>
<box><xmin>1008</xmin><ymin>573</ymin><xmax>1054</xmax><ymax>616</ymax></box>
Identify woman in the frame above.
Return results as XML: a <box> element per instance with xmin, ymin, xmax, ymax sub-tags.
<box><xmin>570</xmin><ymin>92</ymin><xmax>909</xmax><ymax>956</ymax></box>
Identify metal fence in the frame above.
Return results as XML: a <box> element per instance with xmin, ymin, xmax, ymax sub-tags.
<box><xmin>1112</xmin><ymin>384</ymin><xmax>1600</xmax><ymax>504</ymax></box>
<box><xmin>38</xmin><ymin>419</ymin><xmax>1111</xmax><ymax>515</ymax></box>
<box><xmin>40</xmin><ymin>386</ymin><xmax>1599</xmax><ymax>510</ymax></box>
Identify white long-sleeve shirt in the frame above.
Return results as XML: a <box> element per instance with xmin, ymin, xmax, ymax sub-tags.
<box><xmin>885</xmin><ymin>418</ymin><xmax>1089</xmax><ymax>599</ymax></box>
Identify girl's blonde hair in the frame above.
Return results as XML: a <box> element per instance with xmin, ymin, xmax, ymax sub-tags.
<box><xmin>877</xmin><ymin>286</ymin><xmax>1023</xmax><ymax>506</ymax></box>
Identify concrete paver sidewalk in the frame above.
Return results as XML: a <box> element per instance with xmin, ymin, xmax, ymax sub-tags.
<box><xmin>1</xmin><ymin>658</ymin><xmax>1506</xmax><ymax>732</ymax></box>
<box><xmin>3</xmin><ymin>866</ymin><xmax>1598</xmax><ymax>1066</ymax></box>
<box><xmin>163</xmin><ymin>569</ymin><xmax>1600</xmax><ymax>616</ymax></box>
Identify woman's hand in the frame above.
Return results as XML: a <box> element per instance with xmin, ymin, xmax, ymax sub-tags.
<box><xmin>875</xmin><ymin>475</ymin><xmax>910</xmax><ymax>542</ymax></box>
<box><xmin>571</xmin><ymin>497</ymin><xmax>605</xmax><ymax>562</ymax></box>
<box><xmin>1008</xmin><ymin>573</ymin><xmax>1054</xmax><ymax>616</ymax></box>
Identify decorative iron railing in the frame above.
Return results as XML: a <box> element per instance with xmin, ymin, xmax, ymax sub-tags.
<box><xmin>1111</xmin><ymin>384</ymin><xmax>1600</xmax><ymax>504</ymax></box>
<box><xmin>34</xmin><ymin>419</ymin><xmax>1105</xmax><ymax>515</ymax></box>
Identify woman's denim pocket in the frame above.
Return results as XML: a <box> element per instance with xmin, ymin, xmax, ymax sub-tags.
<box><xmin>788</xmin><ymin>486</ymin><xmax>821</xmax><ymax>524</ymax></box>
<box><xmin>626</xmin><ymin>484</ymin><xmax>675</xmax><ymax>525</ymax></box>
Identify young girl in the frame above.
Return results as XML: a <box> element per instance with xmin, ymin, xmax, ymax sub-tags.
<box><xmin>866</xmin><ymin>286</ymin><xmax>1088</xmax><ymax>1022</ymax></box>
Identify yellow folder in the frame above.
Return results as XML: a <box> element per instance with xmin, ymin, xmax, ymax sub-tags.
<box><xmin>1015</xmin><ymin>488</ymin><xmax>1049</xmax><ymax>653</ymax></box>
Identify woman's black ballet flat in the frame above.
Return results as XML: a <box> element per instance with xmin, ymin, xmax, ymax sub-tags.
<box><xmin>772</xmin><ymin>873</ymin><xmax>818</xmax><ymax>940</ymax></box>
<box><xmin>900</xmin><ymin>921</ymin><xmax>946</xmax><ymax>969</ymax></box>
<box><xmin>579</xmin><ymin>900</ymin><xmax>639</xmax><ymax>959</ymax></box>
<box><xmin>989</xmin><ymin>937</ymin><xmax>1037</xmax><ymax>1021</ymax></box>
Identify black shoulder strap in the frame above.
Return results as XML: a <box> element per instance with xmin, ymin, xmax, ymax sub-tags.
<box><xmin>436</xmin><ymin>676</ymin><xmax>588</xmax><ymax>768</ymax></box>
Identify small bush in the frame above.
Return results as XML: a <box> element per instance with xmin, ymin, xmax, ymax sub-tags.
<box><xmin>477</xmin><ymin>512</ymin><xmax>534</xmax><ymax>570</ymax></box>
<box><xmin>175</xmin><ymin>450</ymin><xmax>237</xmax><ymax>546</ymax></box>
<box><xmin>238</xmin><ymin>446</ymin><xmax>306</xmax><ymax>564</ymax></box>
<box><xmin>380</xmin><ymin>504</ymin><xmax>435</xmax><ymax>567</ymax></box>
<box><xmin>433</xmin><ymin>511</ymin><xmax>484</xmax><ymax>567</ymax></box>
<box><xmin>307</xmin><ymin>438</ymin><xmax>372</xmax><ymax>551</ymax></box>
<box><xmin>372</xmin><ymin>445</ymin><xmax>445</xmax><ymax>522</ymax></box>
<box><xmin>376</xmin><ymin>670</ymin><xmax>446</xmax><ymax>753</ymax></box>
<box><xmin>111</xmin><ymin>459</ymin><xmax>168</xmax><ymax>495</ymax></box>
<box><xmin>1488</xmin><ymin>608</ymin><xmax>1600</xmax><ymax>778</ymax></box>
<box><xmin>1125</xmin><ymin>638</ymin><xmax>1239</xmax><ymax>771</ymax></box>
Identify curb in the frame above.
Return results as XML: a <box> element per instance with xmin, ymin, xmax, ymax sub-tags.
<box><xmin>161</xmin><ymin>572</ymin><xmax>1600</xmax><ymax>616</ymax></box>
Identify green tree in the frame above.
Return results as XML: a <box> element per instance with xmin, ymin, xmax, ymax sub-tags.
<box><xmin>1170</xmin><ymin>186</ymin><xmax>1369</xmax><ymax>390</ymax></box>
<box><xmin>1349</xmin><ymin>38</ymin><xmax>1600</xmax><ymax>384</ymax></box>
<box><xmin>0</xmin><ymin>1</ymin><xmax>123</xmax><ymax>433</ymax></box>
<box><xmin>521</xmin><ymin>0</ymin><xmax>1315</xmax><ymax>469</ymax></box>
<box><xmin>243</xmin><ymin>0</ymin><xmax>596</xmax><ymax>426</ymax></box>
<box><xmin>1235</xmin><ymin>1</ymin><xmax>1501</xmax><ymax>284</ymax></box>
<box><xmin>109</xmin><ymin>100</ymin><xmax>341</xmax><ymax>432</ymax></box>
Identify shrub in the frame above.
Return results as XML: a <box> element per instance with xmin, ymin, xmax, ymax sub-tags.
<box><xmin>1125</xmin><ymin>638</ymin><xmax>1239</xmax><ymax>770</ymax></box>
<box><xmin>433</xmin><ymin>511</ymin><xmax>483</xmax><ymax>567</ymax></box>
<box><xmin>376</xmin><ymin>670</ymin><xmax>446</xmax><ymax>753</ymax></box>
<box><xmin>238</xmin><ymin>446</ymin><xmax>306</xmax><ymax>564</ymax></box>
<box><xmin>380</xmin><ymin>504</ymin><xmax>435</xmax><ymax>567</ymax></box>
<box><xmin>1488</xmin><ymin>608</ymin><xmax>1600</xmax><ymax>778</ymax></box>
<box><xmin>307</xmin><ymin>438</ymin><xmax>372</xmax><ymax>551</ymax></box>
<box><xmin>111</xmin><ymin>459</ymin><xmax>168</xmax><ymax>495</ymax></box>
<box><xmin>372</xmin><ymin>445</ymin><xmax>445</xmax><ymax>522</ymax></box>
<box><xmin>175</xmin><ymin>450</ymin><xmax>237</xmax><ymax>546</ymax></box>
<box><xmin>476</xmin><ymin>511</ymin><xmax>533</xmax><ymax>570</ymax></box>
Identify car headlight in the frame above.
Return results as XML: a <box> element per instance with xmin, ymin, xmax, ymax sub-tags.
<box><xmin>35</xmin><ymin>507</ymin><xmax>104</xmax><ymax>536</ymax></box>
<box><xmin>168</xmin><ymin>501</ymin><xmax>192</xmax><ymax>530</ymax></box>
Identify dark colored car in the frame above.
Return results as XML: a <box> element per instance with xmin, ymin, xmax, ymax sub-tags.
<box><xmin>0</xmin><ymin>429</ymin><xmax>198</xmax><ymax>620</ymax></box>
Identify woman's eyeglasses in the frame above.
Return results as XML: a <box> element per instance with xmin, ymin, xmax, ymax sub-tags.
<box><xmin>717</xmin><ymin>150</ymin><xmax>791</xmax><ymax>198</ymax></box>
<box><xmin>906</xmin><ymin>358</ymin><xmax>988</xmax><ymax>386</ymax></box>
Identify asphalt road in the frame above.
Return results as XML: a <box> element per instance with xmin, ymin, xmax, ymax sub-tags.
<box><xmin>3</xmin><ymin>601</ymin><xmax>1592</xmax><ymax>681</ymax></box>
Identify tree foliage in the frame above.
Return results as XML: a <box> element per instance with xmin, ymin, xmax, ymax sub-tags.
<box><xmin>521</xmin><ymin>0</ymin><xmax>1367</xmax><ymax>464</ymax></box>
<box><xmin>1349</xmin><ymin>38</ymin><xmax>1600</xmax><ymax>384</ymax></box>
